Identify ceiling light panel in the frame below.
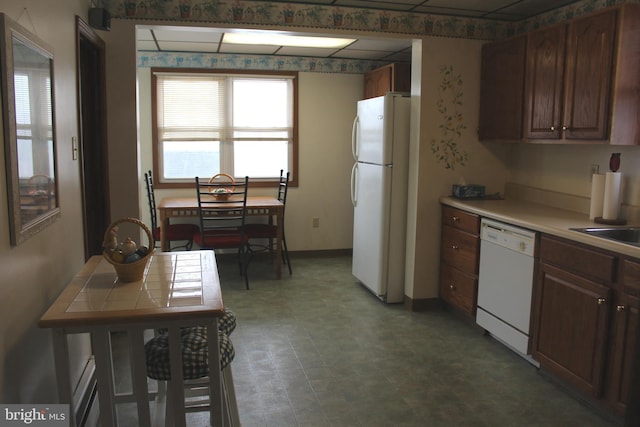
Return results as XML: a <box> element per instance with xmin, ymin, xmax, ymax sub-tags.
<box><xmin>218</xmin><ymin>43</ymin><xmax>280</xmax><ymax>55</ymax></box>
<box><xmin>223</xmin><ymin>32</ymin><xmax>355</xmax><ymax>48</ymax></box>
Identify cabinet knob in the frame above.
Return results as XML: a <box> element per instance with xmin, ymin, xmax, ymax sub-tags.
<box><xmin>550</xmin><ymin>126</ymin><xmax>556</xmax><ymax>131</ymax></box>
<box><xmin>616</xmin><ymin>305</ymin><xmax>625</xmax><ymax>312</ymax></box>
<box><xmin>449</xmin><ymin>283</ymin><xmax>455</xmax><ymax>290</ymax></box>
<box><xmin>452</xmin><ymin>216</ymin><xmax>460</xmax><ymax>222</ymax></box>
<box><xmin>562</xmin><ymin>125</ymin><xmax>568</xmax><ymax>131</ymax></box>
<box><xmin>597</xmin><ymin>297</ymin><xmax>606</xmax><ymax>305</ymax></box>
<box><xmin>451</xmin><ymin>244</ymin><xmax>459</xmax><ymax>250</ymax></box>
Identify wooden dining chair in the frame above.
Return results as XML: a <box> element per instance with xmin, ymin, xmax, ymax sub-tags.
<box><xmin>144</xmin><ymin>171</ymin><xmax>199</xmax><ymax>251</ymax></box>
<box><xmin>194</xmin><ymin>176</ymin><xmax>251</xmax><ymax>289</ymax></box>
<box><xmin>245</xmin><ymin>170</ymin><xmax>292</xmax><ymax>275</ymax></box>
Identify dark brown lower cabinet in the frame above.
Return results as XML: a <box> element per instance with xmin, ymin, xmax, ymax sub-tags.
<box><xmin>533</xmin><ymin>234</ymin><xmax>640</xmax><ymax>419</ymax></box>
<box><xmin>533</xmin><ymin>262</ymin><xmax>611</xmax><ymax>397</ymax></box>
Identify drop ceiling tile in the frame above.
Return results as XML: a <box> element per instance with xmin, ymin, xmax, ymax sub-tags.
<box><xmin>500</xmin><ymin>0</ymin><xmax>578</xmax><ymax>16</ymax></box>
<box><xmin>157</xmin><ymin>41</ymin><xmax>221</xmax><ymax>53</ymax></box>
<box><xmin>413</xmin><ymin>6</ymin><xmax>486</xmax><ymax>17</ymax></box>
<box><xmin>348</xmin><ymin>38</ymin><xmax>413</xmax><ymax>51</ymax></box>
<box><xmin>136</xmin><ymin>28</ymin><xmax>155</xmax><ymax>41</ymax></box>
<box><xmin>276</xmin><ymin>46</ymin><xmax>341</xmax><ymax>57</ymax></box>
<box><xmin>285</xmin><ymin>0</ymin><xmax>334</xmax><ymax>4</ymax></box>
<box><xmin>331</xmin><ymin>49</ymin><xmax>397</xmax><ymax>60</ymax></box>
<box><xmin>423</xmin><ymin>0</ymin><xmax>516</xmax><ymax>11</ymax></box>
<box><xmin>334</xmin><ymin>0</ymin><xmax>418</xmax><ymax>11</ymax></box>
<box><xmin>137</xmin><ymin>40</ymin><xmax>158</xmax><ymax>51</ymax></box>
<box><xmin>154</xmin><ymin>28</ymin><xmax>223</xmax><ymax>43</ymax></box>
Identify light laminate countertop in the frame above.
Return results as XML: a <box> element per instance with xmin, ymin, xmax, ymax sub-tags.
<box><xmin>440</xmin><ymin>196</ymin><xmax>640</xmax><ymax>259</ymax></box>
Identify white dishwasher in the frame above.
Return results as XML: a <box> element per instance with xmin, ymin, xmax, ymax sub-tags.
<box><xmin>476</xmin><ymin>218</ymin><xmax>538</xmax><ymax>365</ymax></box>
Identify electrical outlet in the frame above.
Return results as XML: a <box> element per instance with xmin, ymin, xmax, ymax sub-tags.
<box><xmin>312</xmin><ymin>217</ymin><xmax>320</xmax><ymax>228</ymax></box>
<box><xmin>590</xmin><ymin>164</ymin><xmax>600</xmax><ymax>179</ymax></box>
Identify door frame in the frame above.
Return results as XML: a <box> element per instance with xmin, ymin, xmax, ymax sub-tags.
<box><xmin>76</xmin><ymin>17</ymin><xmax>110</xmax><ymax>260</ymax></box>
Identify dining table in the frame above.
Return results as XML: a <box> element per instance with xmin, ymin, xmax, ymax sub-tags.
<box><xmin>158</xmin><ymin>195</ymin><xmax>285</xmax><ymax>279</ymax></box>
<box><xmin>39</xmin><ymin>250</ymin><xmax>226</xmax><ymax>427</ymax></box>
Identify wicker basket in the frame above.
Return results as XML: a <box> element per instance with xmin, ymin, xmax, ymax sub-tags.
<box><xmin>208</xmin><ymin>173</ymin><xmax>235</xmax><ymax>200</ymax></box>
<box><xmin>103</xmin><ymin>217</ymin><xmax>155</xmax><ymax>282</ymax></box>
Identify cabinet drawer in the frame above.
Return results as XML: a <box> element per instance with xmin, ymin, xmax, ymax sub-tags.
<box><xmin>540</xmin><ymin>235</ymin><xmax>616</xmax><ymax>283</ymax></box>
<box><xmin>622</xmin><ymin>259</ymin><xmax>640</xmax><ymax>296</ymax></box>
<box><xmin>439</xmin><ymin>263</ymin><xmax>477</xmax><ymax>316</ymax></box>
<box><xmin>441</xmin><ymin>225</ymin><xmax>479</xmax><ymax>275</ymax></box>
<box><xmin>441</xmin><ymin>206</ymin><xmax>480</xmax><ymax>235</ymax></box>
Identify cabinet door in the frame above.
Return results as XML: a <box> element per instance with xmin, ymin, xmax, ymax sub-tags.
<box><xmin>563</xmin><ymin>9</ymin><xmax>617</xmax><ymax>140</ymax></box>
<box><xmin>533</xmin><ymin>263</ymin><xmax>611</xmax><ymax>397</ymax></box>
<box><xmin>478</xmin><ymin>36</ymin><xmax>526</xmax><ymax>140</ymax></box>
<box><xmin>607</xmin><ymin>293</ymin><xmax>640</xmax><ymax>414</ymax></box>
<box><xmin>607</xmin><ymin>259</ymin><xmax>640</xmax><ymax>414</ymax></box>
<box><xmin>364</xmin><ymin>67</ymin><xmax>391</xmax><ymax>99</ymax></box>
<box><xmin>524</xmin><ymin>24</ymin><xmax>566</xmax><ymax>139</ymax></box>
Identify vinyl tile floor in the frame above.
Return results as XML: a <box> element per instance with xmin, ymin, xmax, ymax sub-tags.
<box><xmin>112</xmin><ymin>252</ymin><xmax>621</xmax><ymax>427</ymax></box>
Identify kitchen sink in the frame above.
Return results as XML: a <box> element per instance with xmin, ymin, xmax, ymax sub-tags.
<box><xmin>569</xmin><ymin>227</ymin><xmax>640</xmax><ymax>247</ymax></box>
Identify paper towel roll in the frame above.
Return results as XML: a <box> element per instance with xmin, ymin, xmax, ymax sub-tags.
<box><xmin>602</xmin><ymin>171</ymin><xmax>622</xmax><ymax>220</ymax></box>
<box><xmin>589</xmin><ymin>174</ymin><xmax>606</xmax><ymax>220</ymax></box>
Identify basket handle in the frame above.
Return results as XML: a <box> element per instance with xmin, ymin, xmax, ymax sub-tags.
<box><xmin>103</xmin><ymin>217</ymin><xmax>154</xmax><ymax>251</ymax></box>
<box><xmin>208</xmin><ymin>173</ymin><xmax>235</xmax><ymax>184</ymax></box>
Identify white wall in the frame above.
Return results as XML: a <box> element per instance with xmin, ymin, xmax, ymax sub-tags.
<box><xmin>138</xmin><ymin>68</ymin><xmax>361</xmax><ymax>251</ymax></box>
<box><xmin>509</xmin><ymin>144</ymin><xmax>640</xmax><ymax>219</ymax></box>
<box><xmin>0</xmin><ymin>0</ymin><xmax>92</xmax><ymax>403</ymax></box>
<box><xmin>408</xmin><ymin>37</ymin><xmax>511</xmax><ymax>300</ymax></box>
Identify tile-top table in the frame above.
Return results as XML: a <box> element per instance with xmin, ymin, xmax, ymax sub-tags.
<box><xmin>39</xmin><ymin>250</ymin><xmax>226</xmax><ymax>427</ymax></box>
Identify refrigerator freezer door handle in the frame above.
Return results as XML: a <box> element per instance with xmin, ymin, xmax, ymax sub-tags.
<box><xmin>350</xmin><ymin>162</ymin><xmax>358</xmax><ymax>207</ymax></box>
<box><xmin>351</xmin><ymin>115</ymin><xmax>359</xmax><ymax>161</ymax></box>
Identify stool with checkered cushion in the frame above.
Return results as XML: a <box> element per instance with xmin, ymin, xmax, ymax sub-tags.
<box><xmin>157</xmin><ymin>307</ymin><xmax>237</xmax><ymax>337</ymax></box>
<box><xmin>145</xmin><ymin>326</ymin><xmax>240</xmax><ymax>426</ymax></box>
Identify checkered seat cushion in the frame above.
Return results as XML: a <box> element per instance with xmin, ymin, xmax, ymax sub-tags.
<box><xmin>157</xmin><ymin>307</ymin><xmax>236</xmax><ymax>336</ymax></box>
<box><xmin>218</xmin><ymin>307</ymin><xmax>236</xmax><ymax>336</ymax></box>
<box><xmin>145</xmin><ymin>328</ymin><xmax>235</xmax><ymax>381</ymax></box>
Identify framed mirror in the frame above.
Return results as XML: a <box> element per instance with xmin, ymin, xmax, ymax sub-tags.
<box><xmin>0</xmin><ymin>13</ymin><xmax>60</xmax><ymax>245</ymax></box>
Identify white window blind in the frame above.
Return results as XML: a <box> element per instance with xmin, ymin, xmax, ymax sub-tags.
<box><xmin>154</xmin><ymin>71</ymin><xmax>295</xmax><ymax>183</ymax></box>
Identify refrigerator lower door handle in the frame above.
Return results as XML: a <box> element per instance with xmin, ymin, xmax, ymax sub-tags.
<box><xmin>350</xmin><ymin>162</ymin><xmax>358</xmax><ymax>207</ymax></box>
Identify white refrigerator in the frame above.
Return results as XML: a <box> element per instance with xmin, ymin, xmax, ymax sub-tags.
<box><xmin>350</xmin><ymin>92</ymin><xmax>410</xmax><ymax>303</ymax></box>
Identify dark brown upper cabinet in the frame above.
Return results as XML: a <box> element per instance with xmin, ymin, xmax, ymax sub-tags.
<box><xmin>525</xmin><ymin>10</ymin><xmax>616</xmax><ymax>141</ymax></box>
<box><xmin>482</xmin><ymin>4</ymin><xmax>640</xmax><ymax>145</ymax></box>
<box><xmin>478</xmin><ymin>36</ymin><xmax>526</xmax><ymax>141</ymax></box>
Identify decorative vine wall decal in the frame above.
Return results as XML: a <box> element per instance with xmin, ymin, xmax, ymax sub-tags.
<box><xmin>430</xmin><ymin>65</ymin><xmax>469</xmax><ymax>170</ymax></box>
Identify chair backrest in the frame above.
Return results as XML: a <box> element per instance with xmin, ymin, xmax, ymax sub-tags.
<box><xmin>144</xmin><ymin>170</ymin><xmax>158</xmax><ymax>232</ymax></box>
<box><xmin>195</xmin><ymin>176</ymin><xmax>249</xmax><ymax>247</ymax></box>
<box><xmin>277</xmin><ymin>169</ymin><xmax>290</xmax><ymax>205</ymax></box>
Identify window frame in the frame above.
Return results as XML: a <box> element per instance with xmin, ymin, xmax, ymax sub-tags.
<box><xmin>151</xmin><ymin>67</ymin><xmax>298</xmax><ymax>189</ymax></box>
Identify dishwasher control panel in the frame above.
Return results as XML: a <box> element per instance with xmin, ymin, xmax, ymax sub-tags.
<box><xmin>481</xmin><ymin>219</ymin><xmax>536</xmax><ymax>257</ymax></box>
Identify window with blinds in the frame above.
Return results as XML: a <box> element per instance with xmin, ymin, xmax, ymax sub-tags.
<box><xmin>152</xmin><ymin>70</ymin><xmax>297</xmax><ymax>186</ymax></box>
